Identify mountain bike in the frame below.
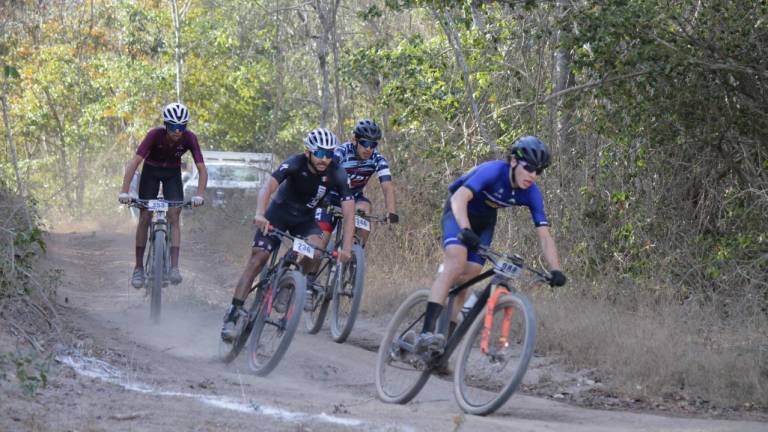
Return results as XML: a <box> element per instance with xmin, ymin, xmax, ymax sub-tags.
<box><xmin>375</xmin><ymin>246</ymin><xmax>552</xmax><ymax>415</ymax></box>
<box><xmin>218</xmin><ymin>226</ymin><xmax>336</xmax><ymax>376</ymax></box>
<box><xmin>129</xmin><ymin>198</ymin><xmax>190</xmax><ymax>324</ymax></box>
<box><xmin>304</xmin><ymin>208</ymin><xmax>383</xmax><ymax>343</ymax></box>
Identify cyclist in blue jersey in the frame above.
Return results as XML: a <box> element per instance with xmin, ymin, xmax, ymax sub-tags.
<box><xmin>315</xmin><ymin>119</ymin><xmax>398</xmax><ymax>248</ymax></box>
<box><xmin>406</xmin><ymin>136</ymin><xmax>567</xmax><ymax>351</ymax></box>
<box><xmin>220</xmin><ymin>128</ymin><xmax>356</xmax><ymax>342</ymax></box>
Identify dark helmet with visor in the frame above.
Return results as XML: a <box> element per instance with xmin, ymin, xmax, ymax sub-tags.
<box><xmin>509</xmin><ymin>136</ymin><xmax>551</xmax><ymax>170</ymax></box>
<box><xmin>353</xmin><ymin>119</ymin><xmax>382</xmax><ymax>141</ymax></box>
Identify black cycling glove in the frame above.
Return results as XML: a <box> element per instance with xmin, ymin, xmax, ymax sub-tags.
<box><xmin>386</xmin><ymin>213</ymin><xmax>400</xmax><ymax>224</ymax></box>
<box><xmin>549</xmin><ymin>270</ymin><xmax>567</xmax><ymax>287</ymax></box>
<box><xmin>457</xmin><ymin>228</ymin><xmax>480</xmax><ymax>250</ymax></box>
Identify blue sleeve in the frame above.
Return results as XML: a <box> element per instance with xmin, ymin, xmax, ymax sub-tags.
<box><xmin>460</xmin><ymin>161</ymin><xmax>503</xmax><ymax>196</ymax></box>
<box><xmin>526</xmin><ymin>184</ymin><xmax>550</xmax><ymax>227</ymax></box>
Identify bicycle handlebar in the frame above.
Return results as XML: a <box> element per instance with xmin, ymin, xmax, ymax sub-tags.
<box><xmin>128</xmin><ymin>198</ymin><xmax>192</xmax><ymax>209</ymax></box>
<box><xmin>264</xmin><ymin>224</ymin><xmax>338</xmax><ymax>259</ymax></box>
<box><xmin>477</xmin><ymin>245</ymin><xmax>552</xmax><ymax>284</ymax></box>
<box><xmin>323</xmin><ymin>206</ymin><xmax>391</xmax><ymax>223</ymax></box>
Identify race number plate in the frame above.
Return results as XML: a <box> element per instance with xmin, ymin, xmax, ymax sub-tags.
<box><xmin>497</xmin><ymin>260</ymin><xmax>521</xmax><ymax>278</ymax></box>
<box><xmin>292</xmin><ymin>238</ymin><xmax>315</xmax><ymax>258</ymax></box>
<box><xmin>147</xmin><ymin>200</ymin><xmax>168</xmax><ymax>211</ymax></box>
<box><xmin>354</xmin><ymin>215</ymin><xmax>371</xmax><ymax>231</ymax></box>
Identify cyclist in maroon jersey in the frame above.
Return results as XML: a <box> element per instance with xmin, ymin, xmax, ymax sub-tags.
<box><xmin>118</xmin><ymin>102</ymin><xmax>207</xmax><ymax>288</ymax></box>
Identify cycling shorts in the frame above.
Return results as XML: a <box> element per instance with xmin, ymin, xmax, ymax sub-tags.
<box><xmin>252</xmin><ymin>203</ymin><xmax>323</xmax><ymax>252</ymax></box>
<box><xmin>441</xmin><ymin>202</ymin><xmax>496</xmax><ymax>265</ymax></box>
<box><xmin>138</xmin><ymin>164</ymin><xmax>184</xmax><ymax>202</ymax></box>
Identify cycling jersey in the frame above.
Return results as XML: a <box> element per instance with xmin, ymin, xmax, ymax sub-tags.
<box><xmin>253</xmin><ymin>153</ymin><xmax>354</xmax><ymax>251</ymax></box>
<box><xmin>136</xmin><ymin>127</ymin><xmax>204</xmax><ymax>169</ymax></box>
<box><xmin>324</xmin><ymin>142</ymin><xmax>391</xmax><ymax>206</ymax></box>
<box><xmin>270</xmin><ymin>154</ymin><xmax>354</xmax><ymax>217</ymax></box>
<box><xmin>447</xmin><ymin>160</ymin><xmax>548</xmax><ymax>227</ymax></box>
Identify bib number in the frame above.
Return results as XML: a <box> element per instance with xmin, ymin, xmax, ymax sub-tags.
<box><xmin>354</xmin><ymin>215</ymin><xmax>371</xmax><ymax>231</ymax></box>
<box><xmin>147</xmin><ymin>200</ymin><xmax>169</xmax><ymax>212</ymax></box>
<box><xmin>292</xmin><ymin>239</ymin><xmax>315</xmax><ymax>258</ymax></box>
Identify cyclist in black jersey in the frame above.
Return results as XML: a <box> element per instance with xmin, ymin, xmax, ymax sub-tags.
<box><xmin>220</xmin><ymin>128</ymin><xmax>356</xmax><ymax>342</ymax></box>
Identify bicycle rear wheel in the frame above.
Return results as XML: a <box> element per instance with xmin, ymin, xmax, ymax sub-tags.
<box><xmin>375</xmin><ymin>288</ymin><xmax>432</xmax><ymax>404</ymax></box>
<box><xmin>247</xmin><ymin>270</ymin><xmax>306</xmax><ymax>376</ymax></box>
<box><xmin>453</xmin><ymin>292</ymin><xmax>536</xmax><ymax>415</ymax></box>
<box><xmin>304</xmin><ymin>257</ymin><xmax>334</xmax><ymax>334</ymax></box>
<box><xmin>330</xmin><ymin>244</ymin><xmax>365</xmax><ymax>343</ymax></box>
<box><xmin>150</xmin><ymin>231</ymin><xmax>166</xmax><ymax>324</ymax></box>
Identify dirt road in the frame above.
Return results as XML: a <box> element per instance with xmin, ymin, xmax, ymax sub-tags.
<box><xmin>2</xmin><ymin>223</ymin><xmax>765</xmax><ymax>432</ymax></box>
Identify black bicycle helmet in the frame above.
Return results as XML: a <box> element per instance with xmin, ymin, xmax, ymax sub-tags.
<box><xmin>509</xmin><ymin>136</ymin><xmax>551</xmax><ymax>170</ymax></box>
<box><xmin>353</xmin><ymin>119</ymin><xmax>382</xmax><ymax>141</ymax></box>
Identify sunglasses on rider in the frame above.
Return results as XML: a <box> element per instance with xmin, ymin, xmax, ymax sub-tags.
<box><xmin>312</xmin><ymin>148</ymin><xmax>335</xmax><ymax>159</ymax></box>
<box><xmin>164</xmin><ymin>122</ymin><xmax>187</xmax><ymax>133</ymax></box>
<box><xmin>358</xmin><ymin>139</ymin><xmax>378</xmax><ymax>149</ymax></box>
<box><xmin>519</xmin><ymin>160</ymin><xmax>544</xmax><ymax>175</ymax></box>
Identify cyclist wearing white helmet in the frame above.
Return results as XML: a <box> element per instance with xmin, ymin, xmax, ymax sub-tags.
<box><xmin>118</xmin><ymin>102</ymin><xmax>208</xmax><ymax>288</ymax></box>
<box><xmin>220</xmin><ymin>127</ymin><xmax>356</xmax><ymax>342</ymax></box>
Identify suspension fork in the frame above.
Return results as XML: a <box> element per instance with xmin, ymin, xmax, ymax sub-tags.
<box><xmin>480</xmin><ymin>283</ymin><xmax>514</xmax><ymax>354</ymax></box>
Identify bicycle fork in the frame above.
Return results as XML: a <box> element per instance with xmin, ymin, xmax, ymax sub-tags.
<box><xmin>480</xmin><ymin>286</ymin><xmax>514</xmax><ymax>356</ymax></box>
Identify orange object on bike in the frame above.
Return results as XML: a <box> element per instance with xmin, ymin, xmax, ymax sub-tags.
<box><xmin>480</xmin><ymin>286</ymin><xmax>514</xmax><ymax>354</ymax></box>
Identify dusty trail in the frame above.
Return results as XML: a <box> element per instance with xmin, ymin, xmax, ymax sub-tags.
<box><xmin>2</xmin><ymin>221</ymin><xmax>765</xmax><ymax>432</ymax></box>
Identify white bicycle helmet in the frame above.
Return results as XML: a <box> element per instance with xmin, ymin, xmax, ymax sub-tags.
<box><xmin>162</xmin><ymin>102</ymin><xmax>190</xmax><ymax>125</ymax></box>
<box><xmin>303</xmin><ymin>128</ymin><xmax>339</xmax><ymax>151</ymax></box>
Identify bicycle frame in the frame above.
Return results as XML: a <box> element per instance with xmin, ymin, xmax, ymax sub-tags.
<box><xmin>398</xmin><ymin>248</ymin><xmax>548</xmax><ymax>368</ymax></box>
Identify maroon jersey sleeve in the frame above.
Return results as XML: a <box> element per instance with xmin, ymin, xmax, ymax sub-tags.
<box><xmin>186</xmin><ymin>132</ymin><xmax>204</xmax><ymax>164</ymax></box>
<box><xmin>135</xmin><ymin>128</ymin><xmax>165</xmax><ymax>159</ymax></box>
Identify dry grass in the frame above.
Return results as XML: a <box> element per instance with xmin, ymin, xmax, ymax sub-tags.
<box><xmin>536</xmin><ymin>285</ymin><xmax>768</xmax><ymax>407</ymax></box>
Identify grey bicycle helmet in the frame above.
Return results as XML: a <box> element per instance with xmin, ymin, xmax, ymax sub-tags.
<box><xmin>509</xmin><ymin>136</ymin><xmax>551</xmax><ymax>170</ymax></box>
<box><xmin>353</xmin><ymin>119</ymin><xmax>382</xmax><ymax>141</ymax></box>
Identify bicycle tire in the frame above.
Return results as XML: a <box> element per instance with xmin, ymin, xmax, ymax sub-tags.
<box><xmin>150</xmin><ymin>231</ymin><xmax>165</xmax><ymax>324</ymax></box>
<box><xmin>453</xmin><ymin>292</ymin><xmax>536</xmax><ymax>415</ymax></box>
<box><xmin>375</xmin><ymin>288</ymin><xmax>432</xmax><ymax>404</ymax></box>
<box><xmin>330</xmin><ymin>244</ymin><xmax>365</xmax><ymax>343</ymax></box>
<box><xmin>247</xmin><ymin>270</ymin><xmax>306</xmax><ymax>376</ymax></box>
<box><xmin>304</xmin><ymin>257</ymin><xmax>334</xmax><ymax>334</ymax></box>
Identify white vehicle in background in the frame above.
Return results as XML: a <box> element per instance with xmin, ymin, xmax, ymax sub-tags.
<box><xmin>184</xmin><ymin>151</ymin><xmax>277</xmax><ymax>208</ymax></box>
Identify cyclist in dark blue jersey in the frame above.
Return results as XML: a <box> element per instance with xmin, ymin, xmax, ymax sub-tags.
<box><xmin>220</xmin><ymin>128</ymin><xmax>356</xmax><ymax>342</ymax></box>
<box><xmin>315</xmin><ymin>119</ymin><xmax>398</xmax><ymax>247</ymax></box>
<box><xmin>407</xmin><ymin>136</ymin><xmax>567</xmax><ymax>351</ymax></box>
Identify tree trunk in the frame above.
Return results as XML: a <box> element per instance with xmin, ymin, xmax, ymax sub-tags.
<box><xmin>434</xmin><ymin>8</ymin><xmax>498</xmax><ymax>157</ymax></box>
<box><xmin>169</xmin><ymin>0</ymin><xmax>191</xmax><ymax>102</ymax></box>
<box><xmin>332</xmin><ymin>8</ymin><xmax>344</xmax><ymax>137</ymax></box>
<box><xmin>1</xmin><ymin>78</ymin><xmax>32</xmax><ymax>229</ymax></box>
<box><xmin>42</xmin><ymin>86</ymin><xmax>73</xmax><ymax>208</ymax></box>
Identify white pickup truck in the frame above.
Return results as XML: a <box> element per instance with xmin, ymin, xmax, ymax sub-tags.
<box><xmin>183</xmin><ymin>150</ymin><xmax>277</xmax><ymax>208</ymax></box>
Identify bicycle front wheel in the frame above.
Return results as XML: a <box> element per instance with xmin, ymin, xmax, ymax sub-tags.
<box><xmin>453</xmin><ymin>292</ymin><xmax>536</xmax><ymax>415</ymax></box>
<box><xmin>150</xmin><ymin>231</ymin><xmax>166</xmax><ymax>324</ymax></box>
<box><xmin>330</xmin><ymin>244</ymin><xmax>365</xmax><ymax>343</ymax></box>
<box><xmin>375</xmin><ymin>288</ymin><xmax>432</xmax><ymax>404</ymax></box>
<box><xmin>247</xmin><ymin>270</ymin><xmax>306</xmax><ymax>376</ymax></box>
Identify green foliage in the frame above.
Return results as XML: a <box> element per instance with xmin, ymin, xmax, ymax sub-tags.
<box><xmin>0</xmin><ymin>350</ymin><xmax>50</xmax><ymax>396</ymax></box>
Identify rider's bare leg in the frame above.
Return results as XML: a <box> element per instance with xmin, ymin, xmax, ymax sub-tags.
<box><xmin>299</xmin><ymin>234</ymin><xmax>326</xmax><ymax>276</ymax></box>
<box><xmin>233</xmin><ymin>248</ymin><xmax>271</xmax><ymax>301</ymax></box>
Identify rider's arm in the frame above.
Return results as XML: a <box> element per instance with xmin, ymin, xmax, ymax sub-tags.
<box><xmin>536</xmin><ymin>226</ymin><xmax>562</xmax><ymax>271</ymax></box>
<box><xmin>449</xmin><ymin>186</ymin><xmax>474</xmax><ymax>230</ymax></box>
<box><xmin>194</xmin><ymin>162</ymin><xmax>208</xmax><ymax>196</ymax></box>
<box><xmin>255</xmin><ymin>176</ymin><xmax>279</xmax><ymax>217</ymax></box>
<box><xmin>120</xmin><ymin>155</ymin><xmax>144</xmax><ymax>194</ymax></box>
<box><xmin>340</xmin><ymin>198</ymin><xmax>356</xmax><ymax>252</ymax></box>
<box><xmin>380</xmin><ymin>180</ymin><xmax>397</xmax><ymax>214</ymax></box>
